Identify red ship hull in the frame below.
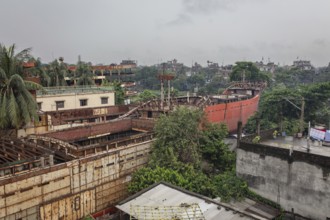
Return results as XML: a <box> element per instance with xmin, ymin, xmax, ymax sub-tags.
<box><xmin>204</xmin><ymin>94</ymin><xmax>260</xmax><ymax>132</ymax></box>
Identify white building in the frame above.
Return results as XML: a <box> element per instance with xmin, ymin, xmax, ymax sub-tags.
<box><xmin>37</xmin><ymin>86</ymin><xmax>115</xmax><ymax>112</ymax></box>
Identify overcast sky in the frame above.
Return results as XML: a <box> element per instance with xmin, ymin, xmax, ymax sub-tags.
<box><xmin>1</xmin><ymin>0</ymin><xmax>330</xmax><ymax>67</ymax></box>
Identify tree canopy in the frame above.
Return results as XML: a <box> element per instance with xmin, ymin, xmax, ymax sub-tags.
<box><xmin>113</xmin><ymin>80</ymin><xmax>125</xmax><ymax>105</ymax></box>
<box><xmin>76</xmin><ymin>61</ymin><xmax>94</xmax><ymax>86</ymax></box>
<box><xmin>134</xmin><ymin>66</ymin><xmax>160</xmax><ymax>90</ymax></box>
<box><xmin>245</xmin><ymin>82</ymin><xmax>330</xmax><ymax>134</ymax></box>
<box><xmin>137</xmin><ymin>89</ymin><xmax>157</xmax><ymax>102</ymax></box>
<box><xmin>149</xmin><ymin>106</ymin><xmax>205</xmax><ymax>168</ymax></box>
<box><xmin>0</xmin><ymin>44</ymin><xmax>41</xmax><ymax>129</ymax></box>
<box><xmin>47</xmin><ymin>59</ymin><xmax>68</xmax><ymax>87</ymax></box>
<box><xmin>128</xmin><ymin>107</ymin><xmax>256</xmax><ymax>202</ymax></box>
<box><xmin>230</xmin><ymin>61</ymin><xmax>270</xmax><ymax>83</ymax></box>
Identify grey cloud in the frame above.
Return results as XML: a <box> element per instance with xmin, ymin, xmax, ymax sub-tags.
<box><xmin>182</xmin><ymin>0</ymin><xmax>234</xmax><ymax>14</ymax></box>
<box><xmin>313</xmin><ymin>39</ymin><xmax>327</xmax><ymax>47</ymax></box>
<box><xmin>162</xmin><ymin>0</ymin><xmax>234</xmax><ymax>27</ymax></box>
<box><xmin>165</xmin><ymin>13</ymin><xmax>193</xmax><ymax>26</ymax></box>
<box><xmin>1</xmin><ymin>0</ymin><xmax>330</xmax><ymax>67</ymax></box>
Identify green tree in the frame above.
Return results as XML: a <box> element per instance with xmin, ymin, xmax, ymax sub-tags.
<box><xmin>149</xmin><ymin>106</ymin><xmax>205</xmax><ymax>168</ymax></box>
<box><xmin>26</xmin><ymin>57</ymin><xmax>50</xmax><ymax>87</ymax></box>
<box><xmin>259</xmin><ymin>85</ymin><xmax>301</xmax><ymax>125</ymax></box>
<box><xmin>204</xmin><ymin>75</ymin><xmax>227</xmax><ymax>94</ymax></box>
<box><xmin>244</xmin><ymin>112</ymin><xmax>277</xmax><ymax>134</ymax></box>
<box><xmin>76</xmin><ymin>61</ymin><xmax>94</xmax><ymax>86</ymax></box>
<box><xmin>128</xmin><ymin>165</ymin><xmax>216</xmax><ymax>197</ymax></box>
<box><xmin>200</xmin><ymin>123</ymin><xmax>235</xmax><ymax>173</ymax></box>
<box><xmin>274</xmin><ymin>67</ymin><xmax>315</xmax><ymax>87</ymax></box>
<box><xmin>213</xmin><ymin>171</ymin><xmax>249</xmax><ymax>202</ymax></box>
<box><xmin>172</xmin><ymin>74</ymin><xmax>188</xmax><ymax>91</ymax></box>
<box><xmin>128</xmin><ymin>166</ymin><xmax>189</xmax><ymax>194</ymax></box>
<box><xmin>47</xmin><ymin>59</ymin><xmax>68</xmax><ymax>87</ymax></box>
<box><xmin>315</xmin><ymin>67</ymin><xmax>330</xmax><ymax>83</ymax></box>
<box><xmin>187</xmin><ymin>73</ymin><xmax>206</xmax><ymax>89</ymax></box>
<box><xmin>0</xmin><ymin>44</ymin><xmax>41</xmax><ymax>129</ymax></box>
<box><xmin>134</xmin><ymin>66</ymin><xmax>159</xmax><ymax>90</ymax></box>
<box><xmin>138</xmin><ymin>89</ymin><xmax>157</xmax><ymax>102</ymax></box>
<box><xmin>300</xmin><ymin>82</ymin><xmax>330</xmax><ymax>123</ymax></box>
<box><xmin>113</xmin><ymin>81</ymin><xmax>125</xmax><ymax>105</ymax></box>
<box><xmin>230</xmin><ymin>61</ymin><xmax>270</xmax><ymax>82</ymax></box>
<box><xmin>128</xmin><ymin>107</ymin><xmax>278</xmax><ymax>205</ymax></box>
<box><xmin>245</xmin><ymin>82</ymin><xmax>330</xmax><ymax>133</ymax></box>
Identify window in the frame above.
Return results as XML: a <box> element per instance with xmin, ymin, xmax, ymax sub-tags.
<box><xmin>101</xmin><ymin>97</ymin><xmax>108</xmax><ymax>104</ymax></box>
<box><xmin>55</xmin><ymin>101</ymin><xmax>64</xmax><ymax>109</ymax></box>
<box><xmin>37</xmin><ymin>102</ymin><xmax>42</xmax><ymax>110</ymax></box>
<box><xmin>80</xmin><ymin>99</ymin><xmax>88</xmax><ymax>106</ymax></box>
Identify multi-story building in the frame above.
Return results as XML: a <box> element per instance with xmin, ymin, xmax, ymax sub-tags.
<box><xmin>255</xmin><ymin>61</ymin><xmax>277</xmax><ymax>74</ymax></box>
<box><xmin>292</xmin><ymin>60</ymin><xmax>313</xmax><ymax>71</ymax></box>
<box><xmin>165</xmin><ymin>59</ymin><xmax>184</xmax><ymax>74</ymax></box>
<box><xmin>36</xmin><ymin>87</ymin><xmax>115</xmax><ymax>112</ymax></box>
<box><xmin>66</xmin><ymin>60</ymin><xmax>137</xmax><ymax>86</ymax></box>
<box><xmin>191</xmin><ymin>62</ymin><xmax>203</xmax><ymax>75</ymax></box>
<box><xmin>219</xmin><ymin>64</ymin><xmax>233</xmax><ymax>79</ymax></box>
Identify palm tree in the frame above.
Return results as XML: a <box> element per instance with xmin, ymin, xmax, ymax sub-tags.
<box><xmin>0</xmin><ymin>44</ymin><xmax>41</xmax><ymax>129</ymax></box>
<box><xmin>76</xmin><ymin>61</ymin><xmax>94</xmax><ymax>86</ymax></box>
<box><xmin>47</xmin><ymin>59</ymin><xmax>68</xmax><ymax>87</ymax></box>
<box><xmin>28</xmin><ymin>57</ymin><xmax>50</xmax><ymax>87</ymax></box>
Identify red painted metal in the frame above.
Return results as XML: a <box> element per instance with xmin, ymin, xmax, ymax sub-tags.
<box><xmin>205</xmin><ymin>95</ymin><xmax>260</xmax><ymax>132</ymax></box>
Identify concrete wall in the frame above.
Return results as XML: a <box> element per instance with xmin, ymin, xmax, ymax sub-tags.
<box><xmin>37</xmin><ymin>91</ymin><xmax>115</xmax><ymax>112</ymax></box>
<box><xmin>0</xmin><ymin>140</ymin><xmax>152</xmax><ymax>220</ymax></box>
<box><xmin>236</xmin><ymin>142</ymin><xmax>330</xmax><ymax>220</ymax></box>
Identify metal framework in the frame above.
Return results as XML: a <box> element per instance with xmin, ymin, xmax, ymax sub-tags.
<box><xmin>129</xmin><ymin>203</ymin><xmax>205</xmax><ymax>220</ymax></box>
<box><xmin>0</xmin><ymin>137</ymin><xmax>74</xmax><ymax>177</ymax></box>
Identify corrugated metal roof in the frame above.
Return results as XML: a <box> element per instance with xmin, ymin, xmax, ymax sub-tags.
<box><xmin>116</xmin><ymin>183</ymin><xmax>267</xmax><ymax>220</ymax></box>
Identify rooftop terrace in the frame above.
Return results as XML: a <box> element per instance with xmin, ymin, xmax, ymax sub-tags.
<box><xmin>260</xmin><ymin>136</ymin><xmax>330</xmax><ymax>157</ymax></box>
<box><xmin>37</xmin><ymin>85</ymin><xmax>114</xmax><ymax>96</ymax></box>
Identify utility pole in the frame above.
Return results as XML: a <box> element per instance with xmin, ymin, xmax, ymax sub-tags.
<box><xmin>160</xmin><ymin>63</ymin><xmax>165</xmax><ymax>110</ymax></box>
<box><xmin>167</xmin><ymin>79</ymin><xmax>171</xmax><ymax>108</ymax></box>
<box><xmin>299</xmin><ymin>97</ymin><xmax>305</xmax><ymax>134</ymax></box>
<box><xmin>242</xmin><ymin>69</ymin><xmax>245</xmax><ymax>82</ymax></box>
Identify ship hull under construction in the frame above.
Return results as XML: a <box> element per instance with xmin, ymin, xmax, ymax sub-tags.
<box><xmin>205</xmin><ymin>94</ymin><xmax>260</xmax><ymax>132</ymax></box>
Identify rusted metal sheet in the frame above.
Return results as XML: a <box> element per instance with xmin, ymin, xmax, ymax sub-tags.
<box><xmin>40</xmin><ymin>189</ymin><xmax>96</xmax><ymax>220</ymax></box>
<box><xmin>44</xmin><ymin>119</ymin><xmax>132</xmax><ymax>142</ymax></box>
<box><xmin>93</xmin><ymin>107</ymin><xmax>108</xmax><ymax>116</ymax></box>
<box><xmin>0</xmin><ymin>136</ymin><xmax>153</xmax><ymax>220</ymax></box>
<box><xmin>48</xmin><ymin>105</ymin><xmax>130</xmax><ymax>125</ymax></box>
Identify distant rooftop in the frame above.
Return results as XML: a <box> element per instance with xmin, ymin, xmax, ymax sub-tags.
<box><xmin>260</xmin><ymin>136</ymin><xmax>330</xmax><ymax>157</ymax></box>
<box><xmin>37</xmin><ymin>85</ymin><xmax>114</xmax><ymax>96</ymax></box>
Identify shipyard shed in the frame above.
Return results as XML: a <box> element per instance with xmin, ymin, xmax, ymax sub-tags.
<box><xmin>116</xmin><ymin>182</ymin><xmax>277</xmax><ymax>220</ymax></box>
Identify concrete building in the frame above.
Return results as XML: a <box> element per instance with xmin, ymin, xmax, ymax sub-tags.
<box><xmin>293</xmin><ymin>60</ymin><xmax>313</xmax><ymax>71</ymax></box>
<box><xmin>219</xmin><ymin>64</ymin><xmax>233</xmax><ymax>79</ymax></box>
<box><xmin>36</xmin><ymin>86</ymin><xmax>115</xmax><ymax>112</ymax></box>
<box><xmin>255</xmin><ymin>61</ymin><xmax>277</xmax><ymax>74</ymax></box>
<box><xmin>66</xmin><ymin>60</ymin><xmax>137</xmax><ymax>86</ymax></box>
<box><xmin>236</xmin><ymin>130</ymin><xmax>330</xmax><ymax>220</ymax></box>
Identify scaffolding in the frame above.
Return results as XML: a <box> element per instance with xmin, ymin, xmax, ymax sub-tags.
<box><xmin>129</xmin><ymin>203</ymin><xmax>205</xmax><ymax>220</ymax></box>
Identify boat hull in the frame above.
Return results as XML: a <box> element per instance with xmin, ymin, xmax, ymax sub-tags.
<box><xmin>205</xmin><ymin>95</ymin><xmax>260</xmax><ymax>132</ymax></box>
